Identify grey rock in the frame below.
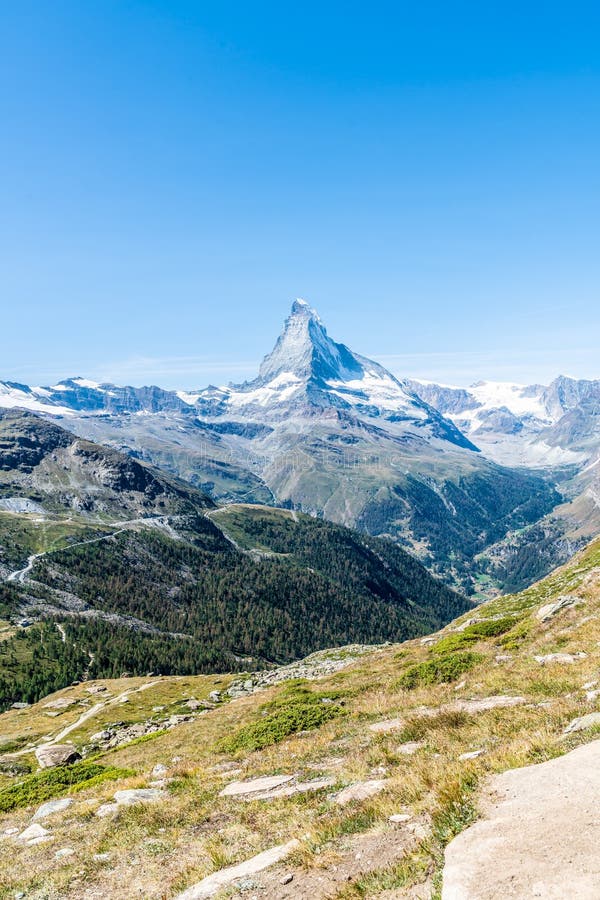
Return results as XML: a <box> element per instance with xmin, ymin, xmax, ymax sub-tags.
<box><xmin>564</xmin><ymin>712</ymin><xmax>600</xmax><ymax>734</ymax></box>
<box><xmin>32</xmin><ymin>798</ymin><xmax>73</xmax><ymax>821</ymax></box>
<box><xmin>113</xmin><ymin>788</ymin><xmax>166</xmax><ymax>805</ymax></box>
<box><xmin>35</xmin><ymin>743</ymin><xmax>81</xmax><ymax>769</ymax></box>
<box><xmin>220</xmin><ymin>775</ymin><xmax>294</xmax><ymax>797</ymax></box>
<box><xmin>534</xmin><ymin>652</ymin><xmax>586</xmax><ymax>665</ymax></box>
<box><xmin>96</xmin><ymin>803</ymin><xmax>120</xmax><ymax>818</ymax></box>
<box><xmin>536</xmin><ymin>595</ymin><xmax>584</xmax><ymax>622</ymax></box>
<box><xmin>17</xmin><ymin>823</ymin><xmax>50</xmax><ymax>843</ymax></box>
<box><xmin>335</xmin><ymin>779</ymin><xmax>388</xmax><ymax>806</ymax></box>
<box><xmin>174</xmin><ymin>839</ymin><xmax>300</xmax><ymax>899</ymax></box>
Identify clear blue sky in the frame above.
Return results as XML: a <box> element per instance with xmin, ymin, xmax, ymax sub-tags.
<box><xmin>1</xmin><ymin>1</ymin><xmax>599</xmax><ymax>388</ymax></box>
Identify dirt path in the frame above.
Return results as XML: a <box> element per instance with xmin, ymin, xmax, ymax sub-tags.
<box><xmin>442</xmin><ymin>739</ymin><xmax>600</xmax><ymax>899</ymax></box>
<box><xmin>5</xmin><ymin>516</ymin><xmax>172</xmax><ymax>584</ymax></box>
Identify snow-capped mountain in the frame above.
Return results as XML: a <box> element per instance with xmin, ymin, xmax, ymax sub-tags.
<box><xmin>0</xmin><ymin>300</ymin><xmax>563</xmax><ymax>596</ymax></box>
<box><xmin>408</xmin><ymin>375</ymin><xmax>600</xmax><ymax>469</ymax></box>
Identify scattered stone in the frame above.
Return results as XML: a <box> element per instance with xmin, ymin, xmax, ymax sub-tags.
<box><xmin>389</xmin><ymin>813</ymin><xmax>412</xmax><ymax>824</ymax></box>
<box><xmin>369</xmin><ymin>718</ymin><xmax>404</xmax><ymax>733</ymax></box>
<box><xmin>494</xmin><ymin>655</ymin><xmax>512</xmax><ymax>663</ymax></box>
<box><xmin>407</xmin><ymin>822</ymin><xmax>429</xmax><ymax>839</ymax></box>
<box><xmin>33</xmin><ymin>798</ymin><xmax>73</xmax><ymax>821</ymax></box>
<box><xmin>113</xmin><ymin>788</ymin><xmax>166</xmax><ymax>806</ymax></box>
<box><xmin>85</xmin><ymin>684</ymin><xmax>108</xmax><ymax>694</ymax></box>
<box><xmin>280</xmin><ymin>873</ymin><xmax>294</xmax><ymax>885</ymax></box>
<box><xmin>450</xmin><ymin>696</ymin><xmax>526</xmax><ymax>715</ymax></box>
<box><xmin>536</xmin><ymin>595</ymin><xmax>584</xmax><ymax>622</ymax></box>
<box><xmin>208</xmin><ymin>691</ymin><xmax>221</xmax><ymax>703</ymax></box>
<box><xmin>564</xmin><ymin>712</ymin><xmax>600</xmax><ymax>734</ymax></box>
<box><xmin>17</xmin><ymin>823</ymin><xmax>50</xmax><ymax>844</ymax></box>
<box><xmin>534</xmin><ymin>653</ymin><xmax>587</xmax><ymax>666</ymax></box>
<box><xmin>90</xmin><ymin>730</ymin><xmax>112</xmax><ymax>742</ymax></box>
<box><xmin>454</xmin><ymin>680</ymin><xmax>467</xmax><ymax>691</ymax></box>
<box><xmin>459</xmin><ymin>750</ymin><xmax>486</xmax><ymax>761</ymax></box>
<box><xmin>151</xmin><ymin>763</ymin><xmax>168</xmax><ymax>779</ymax></box>
<box><xmin>586</xmin><ymin>689</ymin><xmax>600</xmax><ymax>702</ymax></box>
<box><xmin>397</xmin><ymin>741</ymin><xmax>424</xmax><ymax>755</ymax></box>
<box><xmin>35</xmin><ymin>743</ymin><xmax>81</xmax><ymax>769</ymax></box>
<box><xmin>220</xmin><ymin>775</ymin><xmax>294</xmax><ymax>797</ymax></box>
<box><xmin>186</xmin><ymin>699</ymin><xmax>203</xmax><ymax>710</ymax></box>
<box><xmin>55</xmin><ymin>847</ymin><xmax>75</xmax><ymax>859</ymax></box>
<box><xmin>95</xmin><ymin>803</ymin><xmax>120</xmax><ymax>818</ymax></box>
<box><xmin>43</xmin><ymin>697</ymin><xmax>74</xmax><ymax>709</ymax></box>
<box><xmin>583</xmin><ymin>680</ymin><xmax>598</xmax><ymax>690</ymax></box>
<box><xmin>247</xmin><ymin>777</ymin><xmax>336</xmax><ymax>801</ymax></box>
<box><xmin>335</xmin><ymin>779</ymin><xmax>388</xmax><ymax>806</ymax></box>
<box><xmin>174</xmin><ymin>839</ymin><xmax>300</xmax><ymax>899</ymax></box>
<box><xmin>93</xmin><ymin>852</ymin><xmax>111</xmax><ymax>861</ymax></box>
<box><xmin>11</xmin><ymin>702</ymin><xmax>29</xmax><ymax>710</ymax></box>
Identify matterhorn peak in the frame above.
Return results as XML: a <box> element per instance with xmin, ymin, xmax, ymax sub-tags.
<box><xmin>257</xmin><ymin>300</ymin><xmax>362</xmax><ymax>384</ymax></box>
<box><xmin>290</xmin><ymin>297</ymin><xmax>321</xmax><ymax>321</ymax></box>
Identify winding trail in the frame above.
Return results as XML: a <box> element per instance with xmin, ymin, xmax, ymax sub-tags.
<box><xmin>5</xmin><ymin>516</ymin><xmax>172</xmax><ymax>585</ymax></box>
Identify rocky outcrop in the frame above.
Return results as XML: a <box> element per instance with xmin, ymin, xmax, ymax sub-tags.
<box><xmin>34</xmin><ymin>743</ymin><xmax>81</xmax><ymax>769</ymax></box>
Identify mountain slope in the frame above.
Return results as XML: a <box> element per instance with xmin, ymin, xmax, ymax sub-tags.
<box><xmin>0</xmin><ymin>303</ymin><xmax>563</xmax><ymax>595</ymax></box>
<box><xmin>0</xmin><ymin>411</ymin><xmax>469</xmax><ymax>710</ymax></box>
<box><xmin>1</xmin><ymin>531</ymin><xmax>599</xmax><ymax>898</ymax></box>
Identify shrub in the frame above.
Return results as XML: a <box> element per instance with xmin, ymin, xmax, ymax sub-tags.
<box><xmin>432</xmin><ymin>617</ymin><xmax>519</xmax><ymax>655</ymax></box>
<box><xmin>0</xmin><ymin>761</ymin><xmax>133</xmax><ymax>813</ymax></box>
<box><xmin>395</xmin><ymin>652</ymin><xmax>483</xmax><ymax>690</ymax></box>
<box><xmin>219</xmin><ymin>686</ymin><xmax>345</xmax><ymax>753</ymax></box>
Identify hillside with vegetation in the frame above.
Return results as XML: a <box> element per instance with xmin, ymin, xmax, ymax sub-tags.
<box><xmin>0</xmin><ymin>411</ymin><xmax>469</xmax><ymax>712</ymax></box>
<box><xmin>0</xmin><ymin>535</ymin><xmax>599</xmax><ymax>898</ymax></box>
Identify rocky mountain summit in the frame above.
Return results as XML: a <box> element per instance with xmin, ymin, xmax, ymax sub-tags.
<box><xmin>0</xmin><ymin>303</ymin><xmax>564</xmax><ymax>595</ymax></box>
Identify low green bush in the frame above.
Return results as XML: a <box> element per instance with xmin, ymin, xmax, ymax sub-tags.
<box><xmin>395</xmin><ymin>651</ymin><xmax>483</xmax><ymax>690</ymax></box>
<box><xmin>0</xmin><ymin>761</ymin><xmax>133</xmax><ymax>813</ymax></box>
<box><xmin>219</xmin><ymin>685</ymin><xmax>345</xmax><ymax>753</ymax></box>
<box><xmin>432</xmin><ymin>617</ymin><xmax>519</xmax><ymax>655</ymax></box>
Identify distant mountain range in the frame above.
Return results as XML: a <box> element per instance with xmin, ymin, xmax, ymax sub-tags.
<box><xmin>2</xmin><ymin>300</ymin><xmax>598</xmax><ymax>595</ymax></box>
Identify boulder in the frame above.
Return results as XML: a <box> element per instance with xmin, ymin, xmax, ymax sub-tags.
<box><xmin>536</xmin><ymin>595</ymin><xmax>583</xmax><ymax>622</ymax></box>
<box><xmin>32</xmin><ymin>798</ymin><xmax>73</xmax><ymax>821</ymax></box>
<box><xmin>220</xmin><ymin>775</ymin><xmax>294</xmax><ymax>797</ymax></box>
<box><xmin>534</xmin><ymin>653</ymin><xmax>586</xmax><ymax>666</ymax></box>
<box><xmin>17</xmin><ymin>823</ymin><xmax>50</xmax><ymax>844</ymax></box>
<box><xmin>174</xmin><ymin>839</ymin><xmax>300</xmax><ymax>899</ymax></box>
<box><xmin>335</xmin><ymin>779</ymin><xmax>388</xmax><ymax>806</ymax></box>
<box><xmin>564</xmin><ymin>712</ymin><xmax>600</xmax><ymax>734</ymax></box>
<box><xmin>368</xmin><ymin>718</ymin><xmax>404</xmax><ymax>733</ymax></box>
<box><xmin>35</xmin><ymin>743</ymin><xmax>81</xmax><ymax>769</ymax></box>
<box><xmin>113</xmin><ymin>788</ymin><xmax>166</xmax><ymax>805</ymax></box>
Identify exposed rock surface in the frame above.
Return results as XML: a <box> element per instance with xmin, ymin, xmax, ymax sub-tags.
<box><xmin>335</xmin><ymin>779</ymin><xmax>388</xmax><ymax>805</ymax></box>
<box><xmin>220</xmin><ymin>775</ymin><xmax>295</xmax><ymax>797</ymax></box>
<box><xmin>442</xmin><ymin>740</ymin><xmax>600</xmax><ymax>899</ymax></box>
<box><xmin>34</xmin><ymin>743</ymin><xmax>81</xmax><ymax>769</ymax></box>
<box><xmin>563</xmin><ymin>712</ymin><xmax>600</xmax><ymax>734</ymax></box>
<box><xmin>32</xmin><ymin>798</ymin><xmax>73</xmax><ymax>821</ymax></box>
<box><xmin>536</xmin><ymin>595</ymin><xmax>584</xmax><ymax>621</ymax></box>
<box><xmin>174</xmin><ymin>839</ymin><xmax>300</xmax><ymax>899</ymax></box>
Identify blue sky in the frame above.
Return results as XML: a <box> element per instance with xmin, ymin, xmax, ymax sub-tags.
<box><xmin>1</xmin><ymin>1</ymin><xmax>599</xmax><ymax>388</ymax></box>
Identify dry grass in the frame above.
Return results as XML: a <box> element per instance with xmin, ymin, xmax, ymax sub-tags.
<box><xmin>1</xmin><ymin>539</ymin><xmax>600</xmax><ymax>898</ymax></box>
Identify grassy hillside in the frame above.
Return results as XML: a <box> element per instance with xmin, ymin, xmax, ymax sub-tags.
<box><xmin>0</xmin><ymin>537</ymin><xmax>599</xmax><ymax>898</ymax></box>
<box><xmin>0</xmin><ymin>502</ymin><xmax>468</xmax><ymax>711</ymax></box>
